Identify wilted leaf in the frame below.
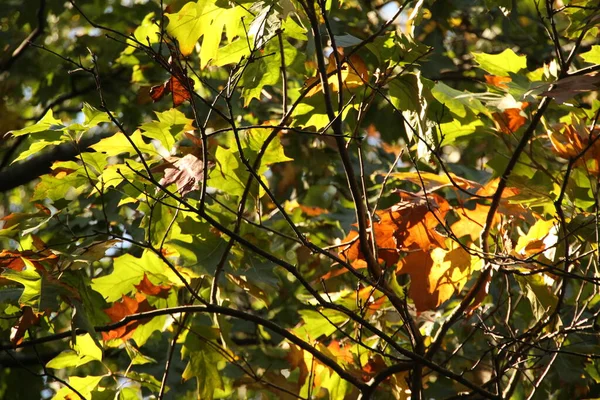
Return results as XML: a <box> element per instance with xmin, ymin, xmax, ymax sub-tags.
<box><xmin>10</xmin><ymin>306</ymin><xmax>41</xmax><ymax>345</ymax></box>
<box><xmin>540</xmin><ymin>72</ymin><xmax>600</xmax><ymax>104</ymax></box>
<box><xmin>157</xmin><ymin>153</ymin><xmax>210</xmax><ymax>196</ymax></box>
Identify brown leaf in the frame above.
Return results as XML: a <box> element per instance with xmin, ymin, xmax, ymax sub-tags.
<box><xmin>134</xmin><ymin>274</ymin><xmax>171</xmax><ymax>299</ymax></box>
<box><xmin>10</xmin><ymin>307</ymin><xmax>41</xmax><ymax>345</ymax></box>
<box><xmin>158</xmin><ymin>153</ymin><xmax>210</xmax><ymax>196</ymax></box>
<box><xmin>285</xmin><ymin>343</ymin><xmax>309</xmax><ymax>387</ymax></box>
<box><xmin>540</xmin><ymin>72</ymin><xmax>600</xmax><ymax>104</ymax></box>
<box><xmin>102</xmin><ymin>293</ymin><xmax>155</xmax><ymax>341</ymax></box>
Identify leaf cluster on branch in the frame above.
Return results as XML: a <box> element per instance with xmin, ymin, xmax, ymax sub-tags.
<box><xmin>1</xmin><ymin>0</ymin><xmax>600</xmax><ymax>399</ymax></box>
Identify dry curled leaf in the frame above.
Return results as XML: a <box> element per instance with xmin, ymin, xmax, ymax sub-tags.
<box><xmin>157</xmin><ymin>153</ymin><xmax>212</xmax><ymax>196</ymax></box>
<box><xmin>540</xmin><ymin>72</ymin><xmax>600</xmax><ymax>104</ymax></box>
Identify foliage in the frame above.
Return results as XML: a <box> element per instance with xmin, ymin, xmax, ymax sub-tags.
<box><xmin>1</xmin><ymin>0</ymin><xmax>600</xmax><ymax>399</ymax></box>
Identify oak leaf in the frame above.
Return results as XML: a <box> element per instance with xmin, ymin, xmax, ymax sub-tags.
<box><xmin>540</xmin><ymin>72</ymin><xmax>600</xmax><ymax>104</ymax></box>
<box><xmin>102</xmin><ymin>293</ymin><xmax>155</xmax><ymax>341</ymax></box>
<box><xmin>398</xmin><ymin>244</ymin><xmax>483</xmax><ymax>312</ymax></box>
<box><xmin>134</xmin><ymin>274</ymin><xmax>171</xmax><ymax>299</ymax></box>
<box><xmin>149</xmin><ymin>75</ymin><xmax>195</xmax><ymax>107</ymax></box>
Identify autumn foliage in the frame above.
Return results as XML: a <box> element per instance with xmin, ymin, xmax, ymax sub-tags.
<box><xmin>1</xmin><ymin>1</ymin><xmax>600</xmax><ymax>399</ymax></box>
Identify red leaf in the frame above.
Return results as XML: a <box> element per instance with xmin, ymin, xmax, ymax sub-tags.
<box><xmin>102</xmin><ymin>293</ymin><xmax>155</xmax><ymax>341</ymax></box>
<box><xmin>134</xmin><ymin>274</ymin><xmax>171</xmax><ymax>299</ymax></box>
<box><xmin>149</xmin><ymin>75</ymin><xmax>194</xmax><ymax>107</ymax></box>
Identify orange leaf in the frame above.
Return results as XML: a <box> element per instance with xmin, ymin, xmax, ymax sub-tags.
<box><xmin>398</xmin><ymin>245</ymin><xmax>483</xmax><ymax>312</ymax></box>
<box><xmin>340</xmin><ymin>192</ymin><xmax>449</xmax><ymax>267</ymax></box>
<box><xmin>102</xmin><ymin>293</ymin><xmax>155</xmax><ymax>341</ymax></box>
<box><xmin>451</xmin><ymin>204</ymin><xmax>499</xmax><ymax>242</ymax></box>
<box><xmin>485</xmin><ymin>75</ymin><xmax>511</xmax><ymax>89</ymax></box>
<box><xmin>493</xmin><ymin>107</ymin><xmax>527</xmax><ymax>134</ymax></box>
<box><xmin>285</xmin><ymin>343</ymin><xmax>309</xmax><ymax>387</ymax></box>
<box><xmin>134</xmin><ymin>274</ymin><xmax>171</xmax><ymax>299</ymax></box>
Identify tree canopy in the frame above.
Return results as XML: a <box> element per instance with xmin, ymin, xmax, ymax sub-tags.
<box><xmin>1</xmin><ymin>0</ymin><xmax>600</xmax><ymax>399</ymax></box>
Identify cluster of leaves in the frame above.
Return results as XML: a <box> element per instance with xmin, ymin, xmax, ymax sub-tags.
<box><xmin>1</xmin><ymin>0</ymin><xmax>600</xmax><ymax>399</ymax></box>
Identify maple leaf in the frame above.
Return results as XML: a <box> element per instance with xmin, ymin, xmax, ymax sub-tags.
<box><xmin>387</xmin><ymin>171</ymin><xmax>481</xmax><ymax>193</ymax></box>
<box><xmin>451</xmin><ymin>204</ymin><xmax>500</xmax><ymax>242</ymax></box>
<box><xmin>285</xmin><ymin>343</ymin><xmax>309</xmax><ymax>387</ymax></box>
<box><xmin>134</xmin><ymin>274</ymin><xmax>171</xmax><ymax>299</ymax></box>
<box><xmin>157</xmin><ymin>153</ymin><xmax>211</xmax><ymax>196</ymax></box>
<box><xmin>102</xmin><ymin>293</ymin><xmax>155</xmax><ymax>341</ymax></box>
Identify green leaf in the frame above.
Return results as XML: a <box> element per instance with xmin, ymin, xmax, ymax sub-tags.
<box><xmin>240</xmin><ymin>54</ymin><xmax>281</xmax><ymax>105</ymax></box>
<box><xmin>581</xmin><ymin>45</ymin><xmax>600</xmax><ymax>64</ymax></box>
<box><xmin>473</xmin><ymin>48</ymin><xmax>527</xmax><ymax>76</ymax></box>
<box><xmin>431</xmin><ymin>81</ymin><xmax>487</xmax><ymax>118</ymax></box>
<box><xmin>9</xmin><ymin>109</ymin><xmax>64</xmax><ymax>137</ymax></box>
<box><xmin>166</xmin><ymin>0</ymin><xmax>250</xmax><ymax>66</ymax></box>
<box><xmin>90</xmin><ymin>130</ymin><xmax>158</xmax><ymax>158</ymax></box>
<box><xmin>53</xmin><ymin>375</ymin><xmax>104</xmax><ymax>400</ymax></box>
<box><xmin>181</xmin><ymin>327</ymin><xmax>223</xmax><ymax>400</ymax></box>
<box><xmin>1</xmin><ymin>260</ymin><xmax>72</xmax><ymax>311</ymax></box>
<box><xmin>209</xmin><ymin>145</ymin><xmax>247</xmax><ymax>197</ymax></box>
<box><xmin>32</xmin><ymin>170</ymin><xmax>90</xmax><ymax>202</ymax></box>
<box><xmin>516</xmin><ymin>275</ymin><xmax>558</xmax><ymax>321</ymax></box>
<box><xmin>140</xmin><ymin>108</ymin><xmax>194</xmax><ymax>152</ymax></box>
<box><xmin>295</xmin><ymin>309</ymin><xmax>348</xmax><ymax>339</ymax></box>
<box><xmin>82</xmin><ymin>103</ymin><xmax>110</xmax><ymax>127</ymax></box>
<box><xmin>12</xmin><ymin>139</ymin><xmax>63</xmax><ymax>163</ymax></box>
<box><xmin>92</xmin><ymin>250</ymin><xmax>173</xmax><ymax>302</ymax></box>
<box><xmin>46</xmin><ymin>334</ymin><xmax>103</xmax><ymax>369</ymax></box>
